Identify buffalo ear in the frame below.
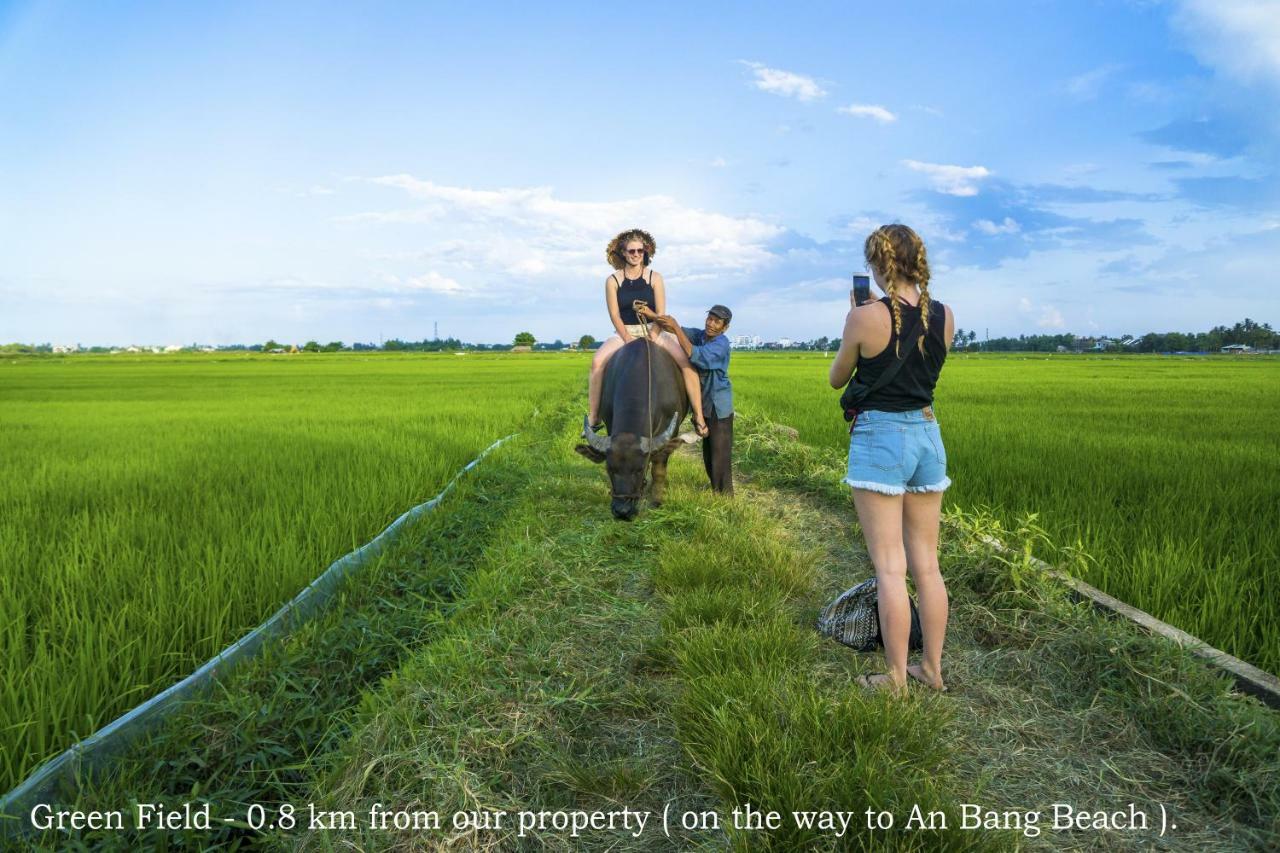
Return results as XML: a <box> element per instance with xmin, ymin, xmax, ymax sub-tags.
<box><xmin>574</xmin><ymin>444</ymin><xmax>606</xmax><ymax>463</ymax></box>
<box><xmin>661</xmin><ymin>437</ymin><xmax>685</xmax><ymax>454</ymax></box>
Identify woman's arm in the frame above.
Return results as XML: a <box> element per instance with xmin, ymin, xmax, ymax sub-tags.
<box><xmin>604</xmin><ymin>275</ymin><xmax>628</xmax><ymax>339</ymax></box>
<box><xmin>648</xmin><ymin>272</ymin><xmax>665</xmax><ymax>341</ymax></box>
<box><xmin>943</xmin><ymin>304</ymin><xmax>955</xmax><ymax>353</ymax></box>
<box><xmin>829</xmin><ymin>308</ymin><xmax>862</xmax><ymax>388</ymax></box>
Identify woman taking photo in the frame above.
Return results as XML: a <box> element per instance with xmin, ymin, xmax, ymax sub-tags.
<box><xmin>586</xmin><ymin>228</ymin><xmax>707</xmax><ymax>437</ymax></box>
<box><xmin>829</xmin><ymin>224</ymin><xmax>955</xmax><ymax>695</ymax></box>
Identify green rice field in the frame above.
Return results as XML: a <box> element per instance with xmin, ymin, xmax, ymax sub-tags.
<box><xmin>732</xmin><ymin>352</ymin><xmax>1280</xmax><ymax>677</ymax></box>
<box><xmin>0</xmin><ymin>352</ymin><xmax>580</xmax><ymax>791</ymax></box>
<box><xmin>3</xmin><ymin>350</ymin><xmax>1278</xmax><ymax>800</ymax></box>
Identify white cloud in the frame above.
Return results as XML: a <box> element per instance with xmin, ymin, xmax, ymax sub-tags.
<box><xmin>709</xmin><ymin>157</ymin><xmax>728</xmax><ymax>168</ymax></box>
<box><xmin>406</xmin><ymin>271</ymin><xmax>465</xmax><ymax>295</ymax></box>
<box><xmin>1038</xmin><ymin>306</ymin><xmax>1066</xmax><ymax>328</ymax></box>
<box><xmin>1017</xmin><ymin>295</ymin><xmax>1065</xmax><ymax>329</ymax></box>
<box><xmin>973</xmin><ymin>217</ymin><xmax>1021</xmax><ymax>235</ymax></box>
<box><xmin>901</xmin><ymin>160</ymin><xmax>992</xmax><ymax>196</ymax></box>
<box><xmin>1065</xmin><ymin>64</ymin><xmax>1123</xmax><ymax>99</ymax></box>
<box><xmin>837</xmin><ymin>103</ymin><xmax>897</xmax><ymax>123</ymax></box>
<box><xmin>841</xmin><ymin>215</ymin><xmax>882</xmax><ymax>234</ymax></box>
<box><xmin>231</xmin><ymin>272</ymin><xmax>473</xmax><ymax>300</ymax></box>
<box><xmin>348</xmin><ymin>177</ymin><xmax>787</xmax><ymax>296</ymax></box>
<box><xmin>1173</xmin><ymin>0</ymin><xmax>1280</xmax><ymax>86</ymax></box>
<box><xmin>739</xmin><ymin>61</ymin><xmax>827</xmax><ymax>101</ymax></box>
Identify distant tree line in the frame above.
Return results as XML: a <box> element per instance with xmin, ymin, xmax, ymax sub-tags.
<box><xmin>8</xmin><ymin>318</ymin><xmax>1275</xmax><ymax>354</ymax></box>
<box><xmin>950</xmin><ymin>319</ymin><xmax>1279</xmax><ymax>353</ymax></box>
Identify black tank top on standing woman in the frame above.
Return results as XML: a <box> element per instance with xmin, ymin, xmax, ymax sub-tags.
<box><xmin>615</xmin><ymin>271</ymin><xmax>655</xmax><ymax>325</ymax></box>
<box><xmin>854</xmin><ymin>296</ymin><xmax>948</xmax><ymax>412</ymax></box>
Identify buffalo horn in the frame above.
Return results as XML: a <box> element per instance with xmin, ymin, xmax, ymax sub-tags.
<box><xmin>584</xmin><ymin>415</ymin><xmax>611</xmax><ymax>453</ymax></box>
<box><xmin>639</xmin><ymin>413</ymin><xmax>681</xmax><ymax>454</ymax></box>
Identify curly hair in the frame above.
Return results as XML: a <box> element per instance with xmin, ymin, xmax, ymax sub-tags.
<box><xmin>605</xmin><ymin>228</ymin><xmax>657</xmax><ymax>270</ymax></box>
<box><xmin>864</xmin><ymin>223</ymin><xmax>932</xmax><ymax>357</ymax></box>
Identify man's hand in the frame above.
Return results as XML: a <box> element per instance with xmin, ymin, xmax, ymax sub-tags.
<box><xmin>636</xmin><ymin>304</ymin><xmax>677</xmax><ymax>331</ymax></box>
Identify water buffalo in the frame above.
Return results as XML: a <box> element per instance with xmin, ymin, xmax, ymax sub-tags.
<box><xmin>575</xmin><ymin>338</ymin><xmax>690</xmax><ymax>520</ymax></box>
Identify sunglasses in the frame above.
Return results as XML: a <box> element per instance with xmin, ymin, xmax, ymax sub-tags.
<box><xmin>625</xmin><ymin>248</ymin><xmax>645</xmax><ymax>255</ymax></box>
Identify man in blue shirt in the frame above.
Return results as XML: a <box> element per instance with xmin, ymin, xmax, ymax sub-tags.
<box><xmin>640</xmin><ymin>304</ymin><xmax>735</xmax><ymax>495</ymax></box>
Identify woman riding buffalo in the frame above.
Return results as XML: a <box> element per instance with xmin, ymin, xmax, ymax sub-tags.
<box><xmin>586</xmin><ymin>228</ymin><xmax>707</xmax><ymax>437</ymax></box>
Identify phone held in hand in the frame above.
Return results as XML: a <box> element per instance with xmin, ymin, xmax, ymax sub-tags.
<box><xmin>852</xmin><ymin>274</ymin><xmax>871</xmax><ymax>306</ymax></box>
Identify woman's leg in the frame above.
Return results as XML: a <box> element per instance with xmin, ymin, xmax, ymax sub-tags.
<box><xmin>903</xmin><ymin>490</ymin><xmax>948</xmax><ymax>690</ymax></box>
<box><xmin>852</xmin><ymin>488</ymin><xmax>910</xmax><ymax>692</ymax></box>
<box><xmin>658</xmin><ymin>335</ymin><xmax>707</xmax><ymax>434</ymax></box>
<box><xmin>588</xmin><ymin>336</ymin><xmax>625</xmax><ymax>425</ymax></box>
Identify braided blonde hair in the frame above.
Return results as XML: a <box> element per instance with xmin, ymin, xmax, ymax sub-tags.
<box><xmin>864</xmin><ymin>224</ymin><xmax>932</xmax><ymax>356</ymax></box>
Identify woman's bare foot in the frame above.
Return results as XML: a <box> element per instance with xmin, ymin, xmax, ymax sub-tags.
<box><xmin>857</xmin><ymin>672</ymin><xmax>908</xmax><ymax>696</ymax></box>
<box><xmin>907</xmin><ymin>663</ymin><xmax>948</xmax><ymax>692</ymax></box>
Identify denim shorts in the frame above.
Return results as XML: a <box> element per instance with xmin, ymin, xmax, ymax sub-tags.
<box><xmin>844</xmin><ymin>407</ymin><xmax>951</xmax><ymax>496</ymax></box>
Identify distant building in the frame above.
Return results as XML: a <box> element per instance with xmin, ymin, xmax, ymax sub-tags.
<box><xmin>776</xmin><ymin>338</ymin><xmax>794</xmax><ymax>348</ymax></box>
<box><xmin>729</xmin><ymin>334</ymin><xmax>763</xmax><ymax>350</ymax></box>
<box><xmin>1221</xmin><ymin>344</ymin><xmax>1252</xmax><ymax>353</ymax></box>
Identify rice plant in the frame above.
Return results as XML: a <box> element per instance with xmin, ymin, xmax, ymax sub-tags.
<box><xmin>0</xmin><ymin>351</ymin><xmax>582</xmax><ymax>791</ymax></box>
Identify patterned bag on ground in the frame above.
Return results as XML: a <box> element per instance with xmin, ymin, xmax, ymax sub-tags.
<box><xmin>817</xmin><ymin>578</ymin><xmax>923</xmax><ymax>652</ymax></box>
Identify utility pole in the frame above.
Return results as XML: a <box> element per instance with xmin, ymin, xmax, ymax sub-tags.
<box><xmin>434</xmin><ymin>321</ymin><xmax>438</xmax><ymax>341</ymax></box>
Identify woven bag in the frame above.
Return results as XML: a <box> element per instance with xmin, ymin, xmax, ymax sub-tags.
<box><xmin>817</xmin><ymin>578</ymin><xmax>923</xmax><ymax>652</ymax></box>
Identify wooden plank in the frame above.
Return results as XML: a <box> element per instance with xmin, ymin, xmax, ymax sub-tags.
<box><xmin>964</xmin><ymin>530</ymin><xmax>1280</xmax><ymax>710</ymax></box>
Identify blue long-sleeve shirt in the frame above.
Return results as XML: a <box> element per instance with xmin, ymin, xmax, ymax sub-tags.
<box><xmin>682</xmin><ymin>327</ymin><xmax>733</xmax><ymax>417</ymax></box>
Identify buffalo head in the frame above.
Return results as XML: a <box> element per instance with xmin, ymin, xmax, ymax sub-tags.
<box><xmin>575</xmin><ymin>413</ymin><xmax>680</xmax><ymax>520</ymax></box>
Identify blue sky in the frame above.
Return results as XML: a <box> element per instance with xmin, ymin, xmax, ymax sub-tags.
<box><xmin>2</xmin><ymin>0</ymin><xmax>1278</xmax><ymax>345</ymax></box>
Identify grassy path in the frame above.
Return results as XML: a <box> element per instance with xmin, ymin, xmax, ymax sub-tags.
<box><xmin>280</xmin><ymin>407</ymin><xmax>1278</xmax><ymax>850</ymax></box>
<box><xmin>24</xmin><ymin>401</ymin><xmax>1279</xmax><ymax>850</ymax></box>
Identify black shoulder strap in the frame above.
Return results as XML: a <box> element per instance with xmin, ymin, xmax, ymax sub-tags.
<box><xmin>610</xmin><ymin>273</ymin><xmax>619</xmax><ymax>288</ymax></box>
<box><xmin>646</xmin><ymin>270</ymin><xmax>652</xmax><ymax>285</ymax></box>
<box><xmin>860</xmin><ymin>312</ymin><xmax>924</xmax><ymax>395</ymax></box>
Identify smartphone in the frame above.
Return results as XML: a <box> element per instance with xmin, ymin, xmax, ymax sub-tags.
<box><xmin>852</xmin><ymin>274</ymin><xmax>871</xmax><ymax>306</ymax></box>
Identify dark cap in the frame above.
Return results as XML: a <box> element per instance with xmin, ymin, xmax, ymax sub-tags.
<box><xmin>708</xmin><ymin>304</ymin><xmax>733</xmax><ymax>322</ymax></box>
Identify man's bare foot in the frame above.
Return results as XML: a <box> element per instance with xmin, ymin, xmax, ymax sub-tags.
<box><xmin>907</xmin><ymin>663</ymin><xmax>948</xmax><ymax>693</ymax></box>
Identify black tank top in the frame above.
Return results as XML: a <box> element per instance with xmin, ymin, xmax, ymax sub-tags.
<box><xmin>855</xmin><ymin>296</ymin><xmax>948</xmax><ymax>412</ymax></box>
<box><xmin>615</xmin><ymin>272</ymin><xmax>655</xmax><ymax>325</ymax></box>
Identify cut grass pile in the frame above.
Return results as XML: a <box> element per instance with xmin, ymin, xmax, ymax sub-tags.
<box><xmin>0</xmin><ymin>352</ymin><xmax>581</xmax><ymax>791</ymax></box>
<box><xmin>23</xmin><ymin>403</ymin><xmax>1278</xmax><ymax>850</ymax></box>
<box><xmin>731</xmin><ymin>352</ymin><xmax>1280</xmax><ymax>676</ymax></box>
